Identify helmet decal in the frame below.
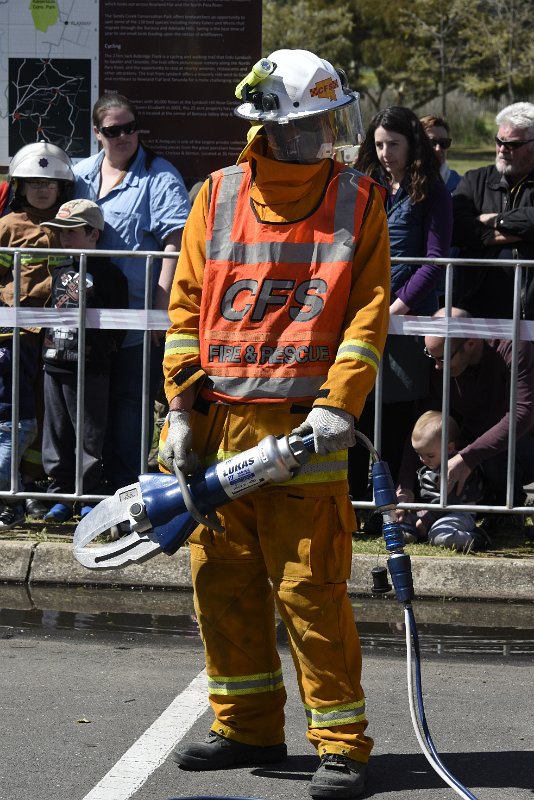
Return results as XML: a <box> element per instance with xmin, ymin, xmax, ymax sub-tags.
<box><xmin>310</xmin><ymin>79</ymin><xmax>339</xmax><ymax>102</ymax></box>
<box><xmin>39</xmin><ymin>158</ymin><xmax>49</xmax><ymax>168</ymax></box>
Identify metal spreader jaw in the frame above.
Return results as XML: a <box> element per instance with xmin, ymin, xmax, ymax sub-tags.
<box><xmin>73</xmin><ymin>433</ymin><xmax>313</xmax><ymax>570</ymax></box>
<box><xmin>73</xmin><ymin>474</ymin><xmax>199</xmax><ymax>570</ymax></box>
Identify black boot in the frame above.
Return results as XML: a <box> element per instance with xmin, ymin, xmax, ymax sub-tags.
<box><xmin>173</xmin><ymin>731</ymin><xmax>287</xmax><ymax>771</ymax></box>
<box><xmin>308</xmin><ymin>754</ymin><xmax>367</xmax><ymax>798</ymax></box>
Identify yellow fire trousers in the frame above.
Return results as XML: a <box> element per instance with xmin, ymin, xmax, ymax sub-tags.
<box><xmin>173</xmin><ymin>401</ymin><xmax>373</xmax><ymax>763</ymax></box>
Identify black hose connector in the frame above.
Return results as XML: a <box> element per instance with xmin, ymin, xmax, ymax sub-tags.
<box><xmin>387</xmin><ymin>553</ymin><xmax>414</xmax><ymax>604</ymax></box>
<box><xmin>371</xmin><ymin>566</ymin><xmax>392</xmax><ymax>594</ymax></box>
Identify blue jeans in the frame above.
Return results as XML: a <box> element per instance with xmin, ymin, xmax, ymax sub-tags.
<box><xmin>0</xmin><ymin>418</ymin><xmax>38</xmax><ymax>491</ymax></box>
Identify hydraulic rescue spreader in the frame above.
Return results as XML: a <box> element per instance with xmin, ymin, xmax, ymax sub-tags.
<box><xmin>73</xmin><ymin>431</ymin><xmax>480</xmax><ymax>800</ymax></box>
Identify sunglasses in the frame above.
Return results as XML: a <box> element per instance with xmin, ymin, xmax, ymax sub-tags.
<box><xmin>428</xmin><ymin>137</ymin><xmax>452</xmax><ymax>150</ymax></box>
<box><xmin>99</xmin><ymin>121</ymin><xmax>138</xmax><ymax>139</ymax></box>
<box><xmin>25</xmin><ymin>179</ymin><xmax>59</xmax><ymax>190</ymax></box>
<box><xmin>423</xmin><ymin>342</ymin><xmax>464</xmax><ymax>363</ymax></box>
<box><xmin>494</xmin><ymin>135</ymin><xmax>534</xmax><ymax>151</ymax></box>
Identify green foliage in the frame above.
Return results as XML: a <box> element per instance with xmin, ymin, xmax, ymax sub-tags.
<box><xmin>462</xmin><ymin>0</ymin><xmax>534</xmax><ymax>102</ymax></box>
<box><xmin>262</xmin><ymin>0</ymin><xmax>359</xmax><ymax>82</ymax></box>
<box><xmin>262</xmin><ymin>0</ymin><xmax>534</xmax><ymax>116</ymax></box>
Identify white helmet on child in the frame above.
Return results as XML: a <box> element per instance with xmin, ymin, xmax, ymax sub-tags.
<box><xmin>8</xmin><ymin>142</ymin><xmax>74</xmax><ymax>183</ymax></box>
<box><xmin>234</xmin><ymin>49</ymin><xmax>363</xmax><ymax>163</ymax></box>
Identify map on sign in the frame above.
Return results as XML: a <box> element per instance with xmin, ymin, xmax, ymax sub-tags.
<box><xmin>0</xmin><ymin>0</ymin><xmax>99</xmax><ymax>165</ymax></box>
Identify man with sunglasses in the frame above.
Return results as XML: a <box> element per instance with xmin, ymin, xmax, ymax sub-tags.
<box><xmin>420</xmin><ymin>115</ymin><xmax>461</xmax><ymax>192</ymax></box>
<box><xmin>398</xmin><ymin>306</ymin><xmax>534</xmax><ymax>537</ymax></box>
<box><xmin>452</xmin><ymin>101</ymin><xmax>534</xmax><ymax>320</ymax></box>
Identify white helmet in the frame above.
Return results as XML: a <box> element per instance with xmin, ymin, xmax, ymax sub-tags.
<box><xmin>234</xmin><ymin>49</ymin><xmax>363</xmax><ymax>163</ymax></box>
<box><xmin>8</xmin><ymin>142</ymin><xmax>74</xmax><ymax>183</ymax></box>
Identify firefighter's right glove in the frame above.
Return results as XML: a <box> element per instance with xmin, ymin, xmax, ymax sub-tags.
<box><xmin>160</xmin><ymin>410</ymin><xmax>198</xmax><ymax>474</ymax></box>
<box><xmin>291</xmin><ymin>407</ymin><xmax>356</xmax><ymax>454</ymax></box>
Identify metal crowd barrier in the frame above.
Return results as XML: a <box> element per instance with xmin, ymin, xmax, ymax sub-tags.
<box><xmin>0</xmin><ymin>247</ymin><xmax>533</xmax><ymax>520</ymax></box>
<box><xmin>0</xmin><ymin>246</ymin><xmax>176</xmax><ymax>509</ymax></box>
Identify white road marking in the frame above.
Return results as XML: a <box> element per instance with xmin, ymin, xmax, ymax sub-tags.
<box><xmin>82</xmin><ymin>668</ymin><xmax>209</xmax><ymax>800</ymax></box>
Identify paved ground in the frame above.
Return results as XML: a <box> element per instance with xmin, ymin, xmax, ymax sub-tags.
<box><xmin>1</xmin><ymin>610</ymin><xmax>532</xmax><ymax>800</ymax></box>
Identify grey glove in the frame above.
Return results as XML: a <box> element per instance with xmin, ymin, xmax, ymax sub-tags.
<box><xmin>160</xmin><ymin>410</ymin><xmax>197</xmax><ymax>473</ymax></box>
<box><xmin>291</xmin><ymin>407</ymin><xmax>356</xmax><ymax>454</ymax></box>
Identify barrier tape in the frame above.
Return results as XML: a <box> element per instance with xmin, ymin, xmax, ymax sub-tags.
<box><xmin>0</xmin><ymin>308</ymin><xmax>531</xmax><ymax>338</ymax></box>
<box><xmin>0</xmin><ymin>307</ymin><xmax>170</xmax><ymax>330</ymax></box>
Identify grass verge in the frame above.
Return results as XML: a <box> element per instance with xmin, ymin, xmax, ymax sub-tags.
<box><xmin>353</xmin><ymin>525</ymin><xmax>534</xmax><ymax>559</ymax></box>
<box><xmin>447</xmin><ymin>145</ymin><xmax>494</xmax><ymax>175</ymax></box>
<box><xmin>2</xmin><ymin>518</ymin><xmax>533</xmax><ymax>560</ymax></box>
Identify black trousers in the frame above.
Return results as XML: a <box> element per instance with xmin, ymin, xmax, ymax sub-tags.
<box><xmin>42</xmin><ymin>370</ymin><xmax>109</xmax><ymax>495</ymax></box>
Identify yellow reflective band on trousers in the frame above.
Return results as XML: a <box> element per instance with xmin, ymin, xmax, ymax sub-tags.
<box><xmin>208</xmin><ymin>668</ymin><xmax>284</xmax><ymax>696</ymax></box>
<box><xmin>304</xmin><ymin>699</ymin><xmax>366</xmax><ymax>728</ymax></box>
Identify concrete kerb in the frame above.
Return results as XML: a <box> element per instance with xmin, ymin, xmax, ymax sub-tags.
<box><xmin>1</xmin><ymin>539</ymin><xmax>534</xmax><ymax>601</ymax></box>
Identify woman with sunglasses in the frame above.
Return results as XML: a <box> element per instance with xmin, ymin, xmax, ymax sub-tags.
<box><xmin>350</xmin><ymin>106</ymin><xmax>452</xmax><ymax>507</ymax></box>
<box><xmin>73</xmin><ymin>93</ymin><xmax>191</xmax><ymax>491</ymax></box>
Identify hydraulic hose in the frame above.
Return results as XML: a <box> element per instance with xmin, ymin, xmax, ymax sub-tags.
<box><xmin>361</xmin><ymin>428</ymin><xmax>480</xmax><ymax>800</ymax></box>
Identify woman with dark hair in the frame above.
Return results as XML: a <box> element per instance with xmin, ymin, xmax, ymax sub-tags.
<box><xmin>351</xmin><ymin>106</ymin><xmax>452</xmax><ymax>505</ymax></box>
<box><xmin>73</xmin><ymin>92</ymin><xmax>191</xmax><ymax>490</ymax></box>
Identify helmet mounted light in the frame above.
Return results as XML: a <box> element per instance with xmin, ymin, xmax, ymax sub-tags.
<box><xmin>234</xmin><ymin>50</ymin><xmax>364</xmax><ymax>163</ymax></box>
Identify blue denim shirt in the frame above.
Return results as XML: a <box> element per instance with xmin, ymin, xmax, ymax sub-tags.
<box><xmin>73</xmin><ymin>146</ymin><xmax>191</xmax><ymax>347</ymax></box>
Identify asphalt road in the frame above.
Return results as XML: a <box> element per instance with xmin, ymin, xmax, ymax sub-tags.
<box><xmin>0</xmin><ymin>593</ymin><xmax>532</xmax><ymax>800</ymax></box>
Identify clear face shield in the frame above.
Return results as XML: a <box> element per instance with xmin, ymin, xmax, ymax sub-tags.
<box><xmin>263</xmin><ymin>93</ymin><xmax>364</xmax><ymax>164</ymax></box>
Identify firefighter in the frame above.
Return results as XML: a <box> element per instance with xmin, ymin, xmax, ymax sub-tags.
<box><xmin>160</xmin><ymin>49</ymin><xmax>390</xmax><ymax>799</ymax></box>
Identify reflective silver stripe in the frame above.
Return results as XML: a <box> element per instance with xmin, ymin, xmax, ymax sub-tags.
<box><xmin>334</xmin><ymin>168</ymin><xmax>364</xmax><ymax>240</ymax></box>
<box><xmin>207</xmin><ymin>374</ymin><xmax>325</xmax><ymax>400</ymax></box>
<box><xmin>208</xmin><ymin>239</ymin><xmax>357</xmax><ymax>265</ymax></box>
<box><xmin>165</xmin><ymin>335</ymin><xmax>200</xmax><ymax>354</ymax></box>
<box><xmin>208</xmin><ymin>669</ymin><xmax>284</xmax><ymax>696</ymax></box>
<box><xmin>336</xmin><ymin>341</ymin><xmax>380</xmax><ymax>371</ymax></box>
<box><xmin>297</xmin><ymin>457</ymin><xmax>348</xmax><ymax>476</ymax></box>
<box><xmin>207</xmin><ymin>166</ymin><xmax>241</xmax><ymax>262</ymax></box>
<box><xmin>207</xmin><ymin>165</ymin><xmax>360</xmax><ymax>265</ymax></box>
<box><xmin>304</xmin><ymin>700</ymin><xmax>366</xmax><ymax>728</ymax></box>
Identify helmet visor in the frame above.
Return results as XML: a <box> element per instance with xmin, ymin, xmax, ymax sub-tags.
<box><xmin>263</xmin><ymin>93</ymin><xmax>364</xmax><ymax>163</ymax></box>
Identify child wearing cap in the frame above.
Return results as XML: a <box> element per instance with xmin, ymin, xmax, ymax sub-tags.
<box><xmin>40</xmin><ymin>199</ymin><xmax>128</xmax><ymax>522</ymax></box>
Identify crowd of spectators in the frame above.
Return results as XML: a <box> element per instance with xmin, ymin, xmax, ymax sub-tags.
<box><xmin>1</xmin><ymin>91</ymin><xmax>534</xmax><ymax>550</ymax></box>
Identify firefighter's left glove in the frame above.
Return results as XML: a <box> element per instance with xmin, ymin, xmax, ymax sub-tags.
<box><xmin>160</xmin><ymin>410</ymin><xmax>198</xmax><ymax>474</ymax></box>
<box><xmin>291</xmin><ymin>407</ymin><xmax>356</xmax><ymax>454</ymax></box>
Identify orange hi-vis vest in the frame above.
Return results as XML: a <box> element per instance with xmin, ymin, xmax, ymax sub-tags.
<box><xmin>200</xmin><ymin>160</ymin><xmax>376</xmax><ymax>404</ymax></box>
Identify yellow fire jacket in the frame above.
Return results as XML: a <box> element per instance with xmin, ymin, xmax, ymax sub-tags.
<box><xmin>164</xmin><ymin>135</ymin><xmax>390</xmax><ymax>421</ymax></box>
